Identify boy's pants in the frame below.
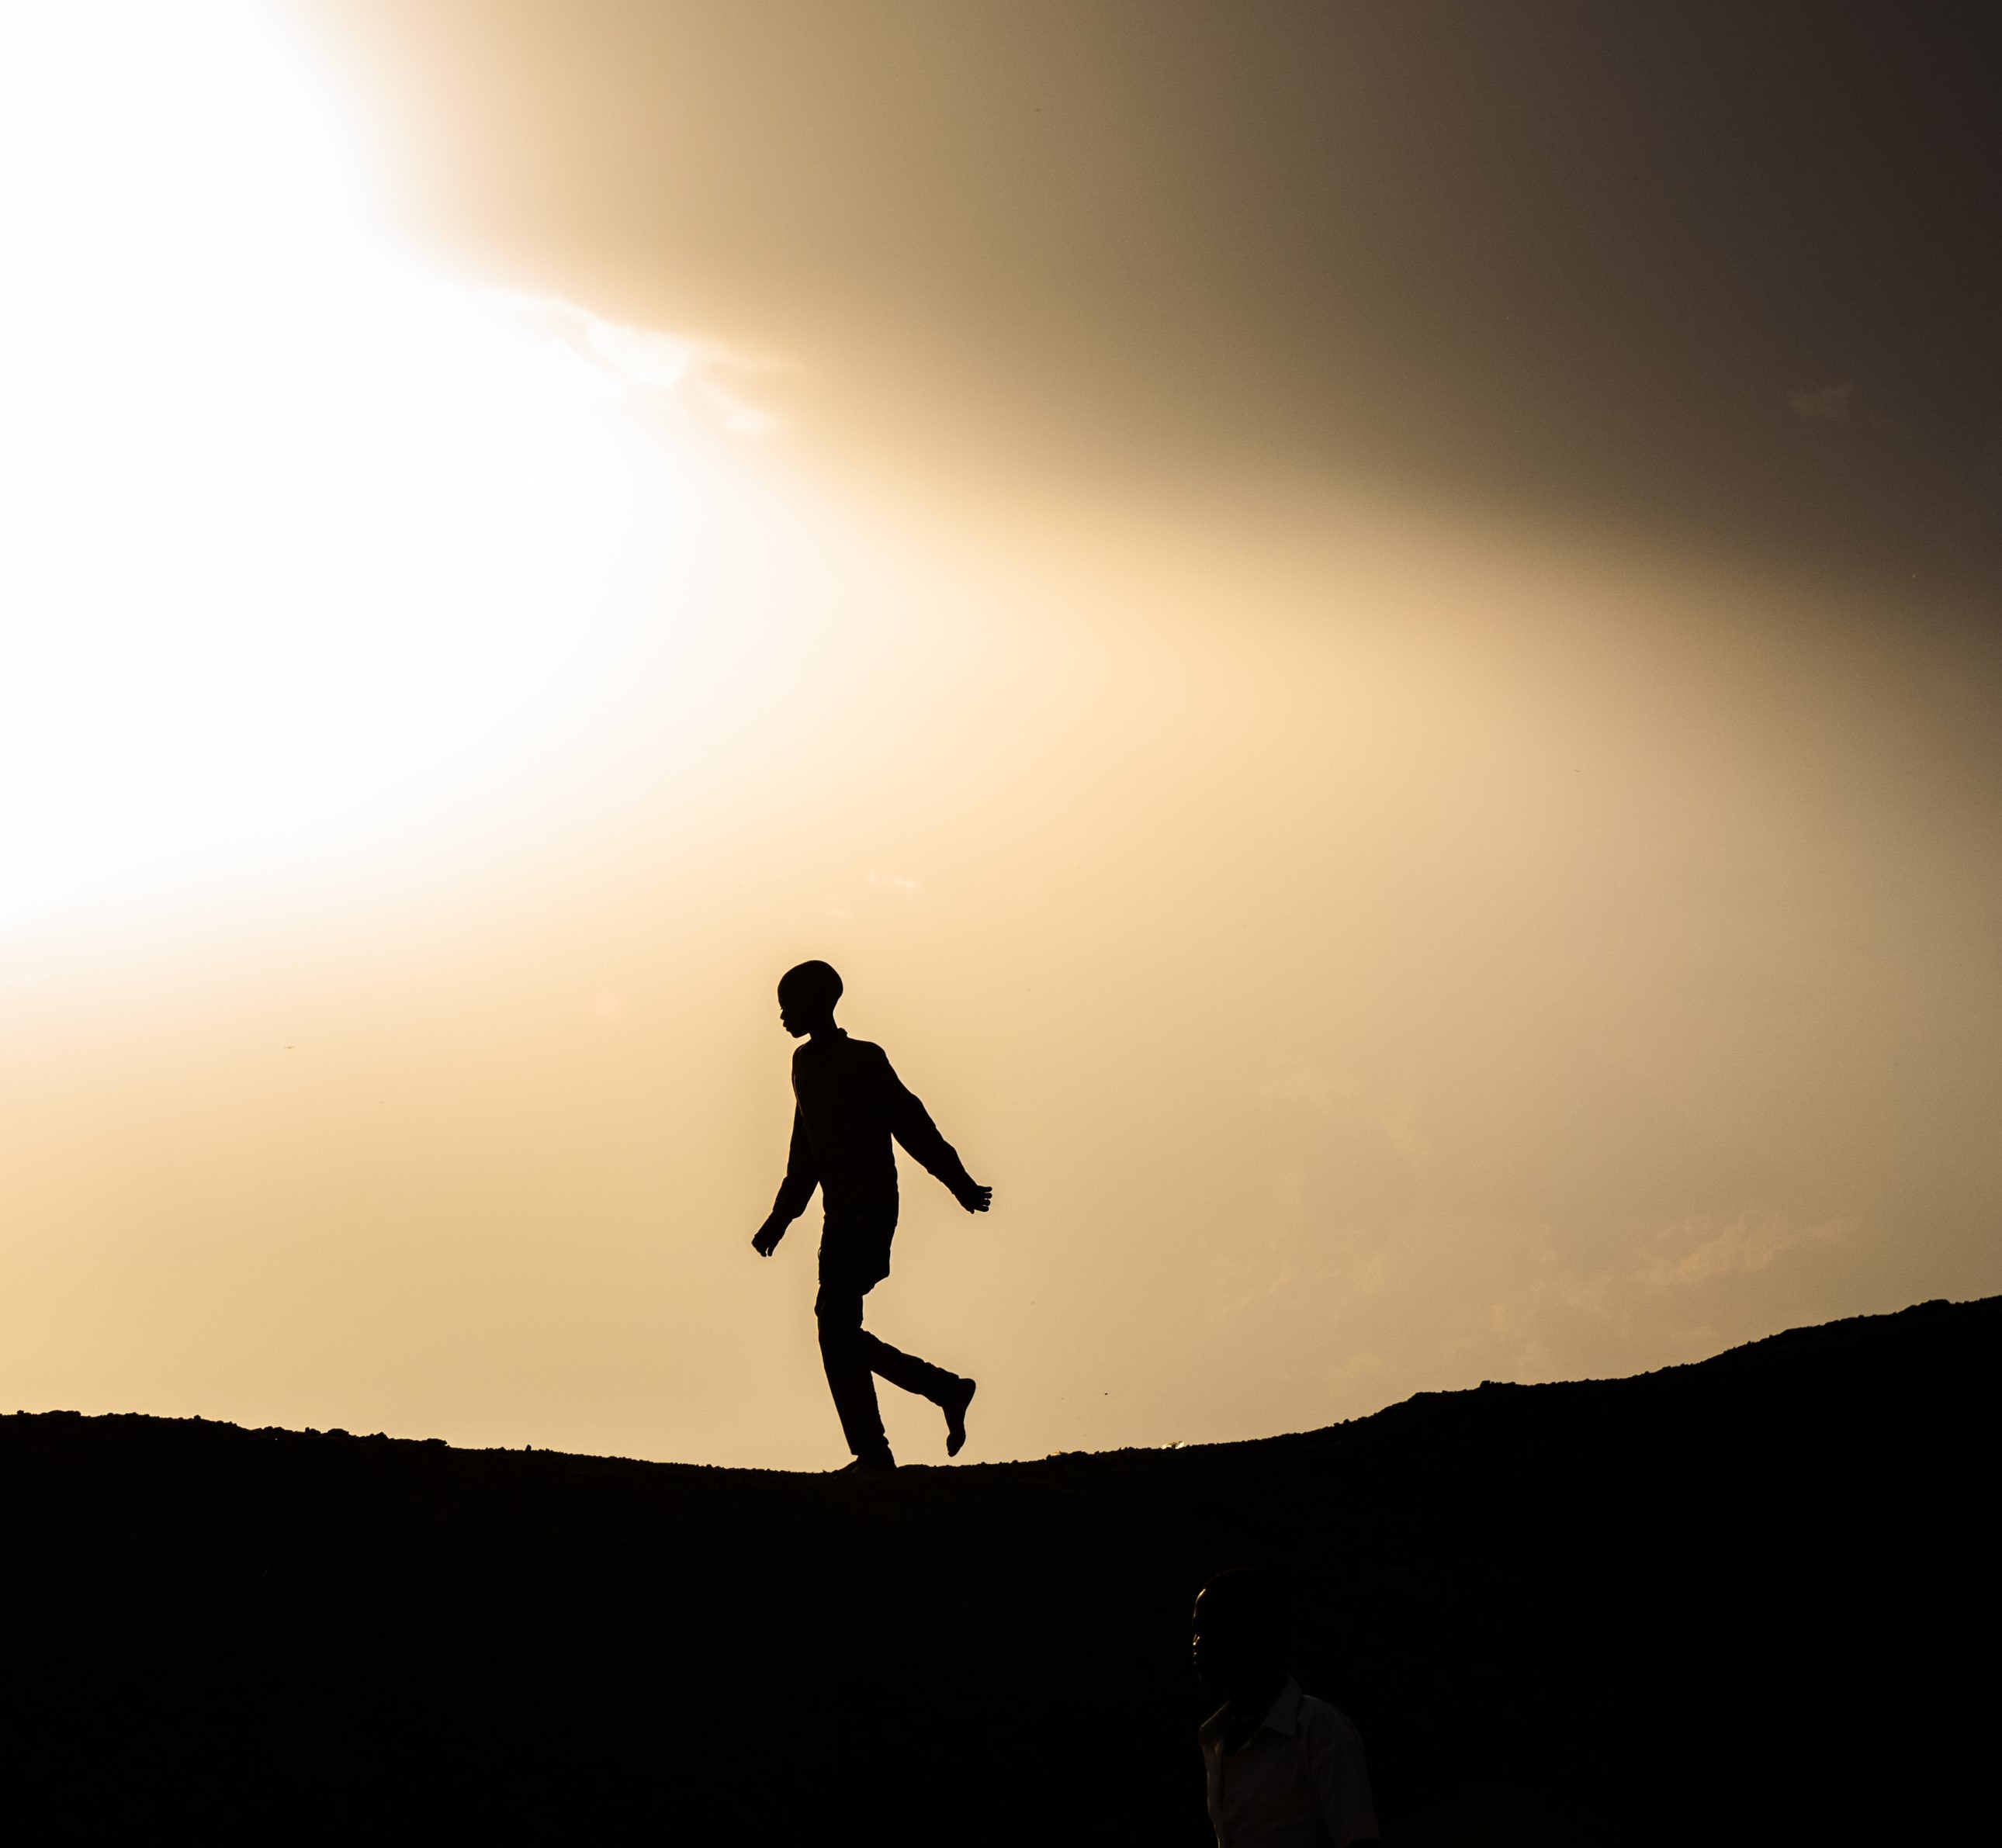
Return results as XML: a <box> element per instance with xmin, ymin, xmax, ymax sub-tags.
<box><xmin>816</xmin><ymin>1203</ymin><xmax>958</xmax><ymax>1461</ymax></box>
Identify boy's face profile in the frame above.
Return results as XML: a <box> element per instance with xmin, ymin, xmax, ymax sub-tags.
<box><xmin>776</xmin><ymin>960</ymin><xmax>843</xmax><ymax>1039</ymax></box>
<box><xmin>1192</xmin><ymin>1589</ymin><xmax>1285</xmax><ymax>1694</ymax></box>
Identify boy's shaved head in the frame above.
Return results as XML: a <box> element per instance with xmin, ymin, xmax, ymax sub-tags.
<box><xmin>778</xmin><ymin>960</ymin><xmax>843</xmax><ymax>1016</ymax></box>
<box><xmin>1195</xmin><ymin>1567</ymin><xmax>1284</xmax><ymax>1639</ymax></box>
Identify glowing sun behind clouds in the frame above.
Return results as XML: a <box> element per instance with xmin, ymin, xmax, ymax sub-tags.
<box><xmin>0</xmin><ymin>0</ymin><xmax>760</xmax><ymax>924</ymax></box>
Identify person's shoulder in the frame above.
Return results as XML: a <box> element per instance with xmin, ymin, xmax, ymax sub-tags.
<box><xmin>1296</xmin><ymin>1694</ymin><xmax>1365</xmax><ymax>1748</ymax></box>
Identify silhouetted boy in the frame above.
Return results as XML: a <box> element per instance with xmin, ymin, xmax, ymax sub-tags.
<box><xmin>751</xmin><ymin>960</ymin><xmax>990</xmax><ymax>1473</ymax></box>
<box><xmin>1193</xmin><ymin>1569</ymin><xmax>1379</xmax><ymax>1847</ymax></box>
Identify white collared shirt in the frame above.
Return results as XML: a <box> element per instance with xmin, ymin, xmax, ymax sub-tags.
<box><xmin>1199</xmin><ymin>1677</ymin><xmax>1379</xmax><ymax>1848</ymax></box>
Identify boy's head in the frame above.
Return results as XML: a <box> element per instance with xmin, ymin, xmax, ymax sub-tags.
<box><xmin>1192</xmin><ymin>1568</ymin><xmax>1290</xmax><ymax>1694</ymax></box>
<box><xmin>778</xmin><ymin>960</ymin><xmax>843</xmax><ymax>1036</ymax></box>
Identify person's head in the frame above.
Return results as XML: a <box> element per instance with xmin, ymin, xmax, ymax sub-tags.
<box><xmin>1192</xmin><ymin>1568</ymin><xmax>1290</xmax><ymax>1696</ymax></box>
<box><xmin>777</xmin><ymin>960</ymin><xmax>843</xmax><ymax>1037</ymax></box>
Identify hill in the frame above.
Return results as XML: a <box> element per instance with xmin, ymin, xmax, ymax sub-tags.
<box><xmin>2</xmin><ymin>1297</ymin><xmax>1995</xmax><ymax>1842</ymax></box>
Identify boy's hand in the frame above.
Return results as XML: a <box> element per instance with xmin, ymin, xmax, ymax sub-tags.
<box><xmin>751</xmin><ymin>1216</ymin><xmax>787</xmax><ymax>1257</ymax></box>
<box><xmin>954</xmin><ymin>1180</ymin><xmax>993</xmax><ymax>1214</ymax></box>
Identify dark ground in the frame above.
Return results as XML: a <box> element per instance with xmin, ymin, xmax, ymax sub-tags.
<box><xmin>2</xmin><ymin>1296</ymin><xmax>1994</xmax><ymax>1842</ymax></box>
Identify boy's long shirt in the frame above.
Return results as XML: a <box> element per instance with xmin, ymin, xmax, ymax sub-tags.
<box><xmin>770</xmin><ymin>1029</ymin><xmax>974</xmax><ymax>1224</ymax></box>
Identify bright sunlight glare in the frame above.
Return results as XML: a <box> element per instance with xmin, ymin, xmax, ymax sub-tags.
<box><xmin>0</xmin><ymin>2</ymin><xmax>760</xmax><ymax>924</ymax></box>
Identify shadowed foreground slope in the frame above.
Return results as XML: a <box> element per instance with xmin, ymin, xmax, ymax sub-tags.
<box><xmin>2</xmin><ymin>1298</ymin><xmax>1994</xmax><ymax>1842</ymax></box>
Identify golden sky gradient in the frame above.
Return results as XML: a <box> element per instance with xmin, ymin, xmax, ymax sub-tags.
<box><xmin>2</xmin><ymin>2</ymin><xmax>1997</xmax><ymax>1469</ymax></box>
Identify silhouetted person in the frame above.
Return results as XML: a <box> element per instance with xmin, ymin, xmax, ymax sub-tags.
<box><xmin>1193</xmin><ymin>1569</ymin><xmax>1379</xmax><ymax>1848</ymax></box>
<box><xmin>751</xmin><ymin>960</ymin><xmax>990</xmax><ymax>1473</ymax></box>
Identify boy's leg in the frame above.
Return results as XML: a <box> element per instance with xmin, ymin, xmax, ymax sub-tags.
<box><xmin>856</xmin><ymin>1325</ymin><xmax>961</xmax><ymax>1407</ymax></box>
<box><xmin>860</xmin><ymin>1313</ymin><xmax>977</xmax><ymax>1456</ymax></box>
<box><xmin>815</xmin><ymin>1281</ymin><xmax>893</xmax><ymax>1465</ymax></box>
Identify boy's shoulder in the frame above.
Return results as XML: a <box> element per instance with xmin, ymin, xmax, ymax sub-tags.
<box><xmin>826</xmin><ymin>1031</ymin><xmax>886</xmax><ymax>1057</ymax></box>
<box><xmin>794</xmin><ymin>1033</ymin><xmax>889</xmax><ymax>1067</ymax></box>
<box><xmin>840</xmin><ymin>1036</ymin><xmax>893</xmax><ymax>1075</ymax></box>
<box><xmin>1295</xmin><ymin>1692</ymin><xmax>1365</xmax><ymax>1748</ymax></box>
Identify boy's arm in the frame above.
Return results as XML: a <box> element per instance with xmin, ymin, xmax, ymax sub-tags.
<box><xmin>881</xmin><ymin>1056</ymin><xmax>992</xmax><ymax>1213</ymax></box>
<box><xmin>753</xmin><ymin>1106</ymin><xmax>818</xmax><ymax>1254</ymax></box>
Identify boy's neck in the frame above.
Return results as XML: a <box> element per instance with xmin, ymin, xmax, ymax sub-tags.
<box><xmin>1226</xmin><ymin>1669</ymin><xmax>1288</xmax><ymax>1720</ymax></box>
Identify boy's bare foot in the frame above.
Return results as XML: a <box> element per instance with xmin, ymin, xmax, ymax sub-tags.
<box><xmin>943</xmin><ymin>1377</ymin><xmax>977</xmax><ymax>1457</ymax></box>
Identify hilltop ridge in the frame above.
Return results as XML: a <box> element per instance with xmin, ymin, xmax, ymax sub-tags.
<box><xmin>2</xmin><ymin>1296</ymin><xmax>1995</xmax><ymax>1842</ymax></box>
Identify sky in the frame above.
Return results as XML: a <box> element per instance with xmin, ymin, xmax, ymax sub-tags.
<box><xmin>1</xmin><ymin>1</ymin><xmax>1997</xmax><ymax>1469</ymax></box>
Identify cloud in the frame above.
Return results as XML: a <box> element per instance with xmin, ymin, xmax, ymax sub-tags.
<box><xmin>1437</xmin><ymin>1206</ymin><xmax>1854</xmax><ymax>1386</ymax></box>
<box><xmin>481</xmin><ymin>290</ymin><xmax>778</xmax><ymax>433</ymax></box>
<box><xmin>1635</xmin><ymin>1210</ymin><xmax>1843</xmax><ymax>1291</ymax></box>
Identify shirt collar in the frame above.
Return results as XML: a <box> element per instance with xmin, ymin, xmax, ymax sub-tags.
<box><xmin>1260</xmin><ymin>1677</ymin><xmax>1306</xmax><ymax>1736</ymax></box>
<box><xmin>1198</xmin><ymin>1677</ymin><xmax>1306</xmax><ymax>1749</ymax></box>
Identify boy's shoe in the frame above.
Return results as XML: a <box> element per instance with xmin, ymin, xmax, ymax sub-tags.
<box><xmin>836</xmin><ymin>1452</ymin><xmax>897</xmax><ymax>1476</ymax></box>
<box><xmin>942</xmin><ymin>1377</ymin><xmax>977</xmax><ymax>1458</ymax></box>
